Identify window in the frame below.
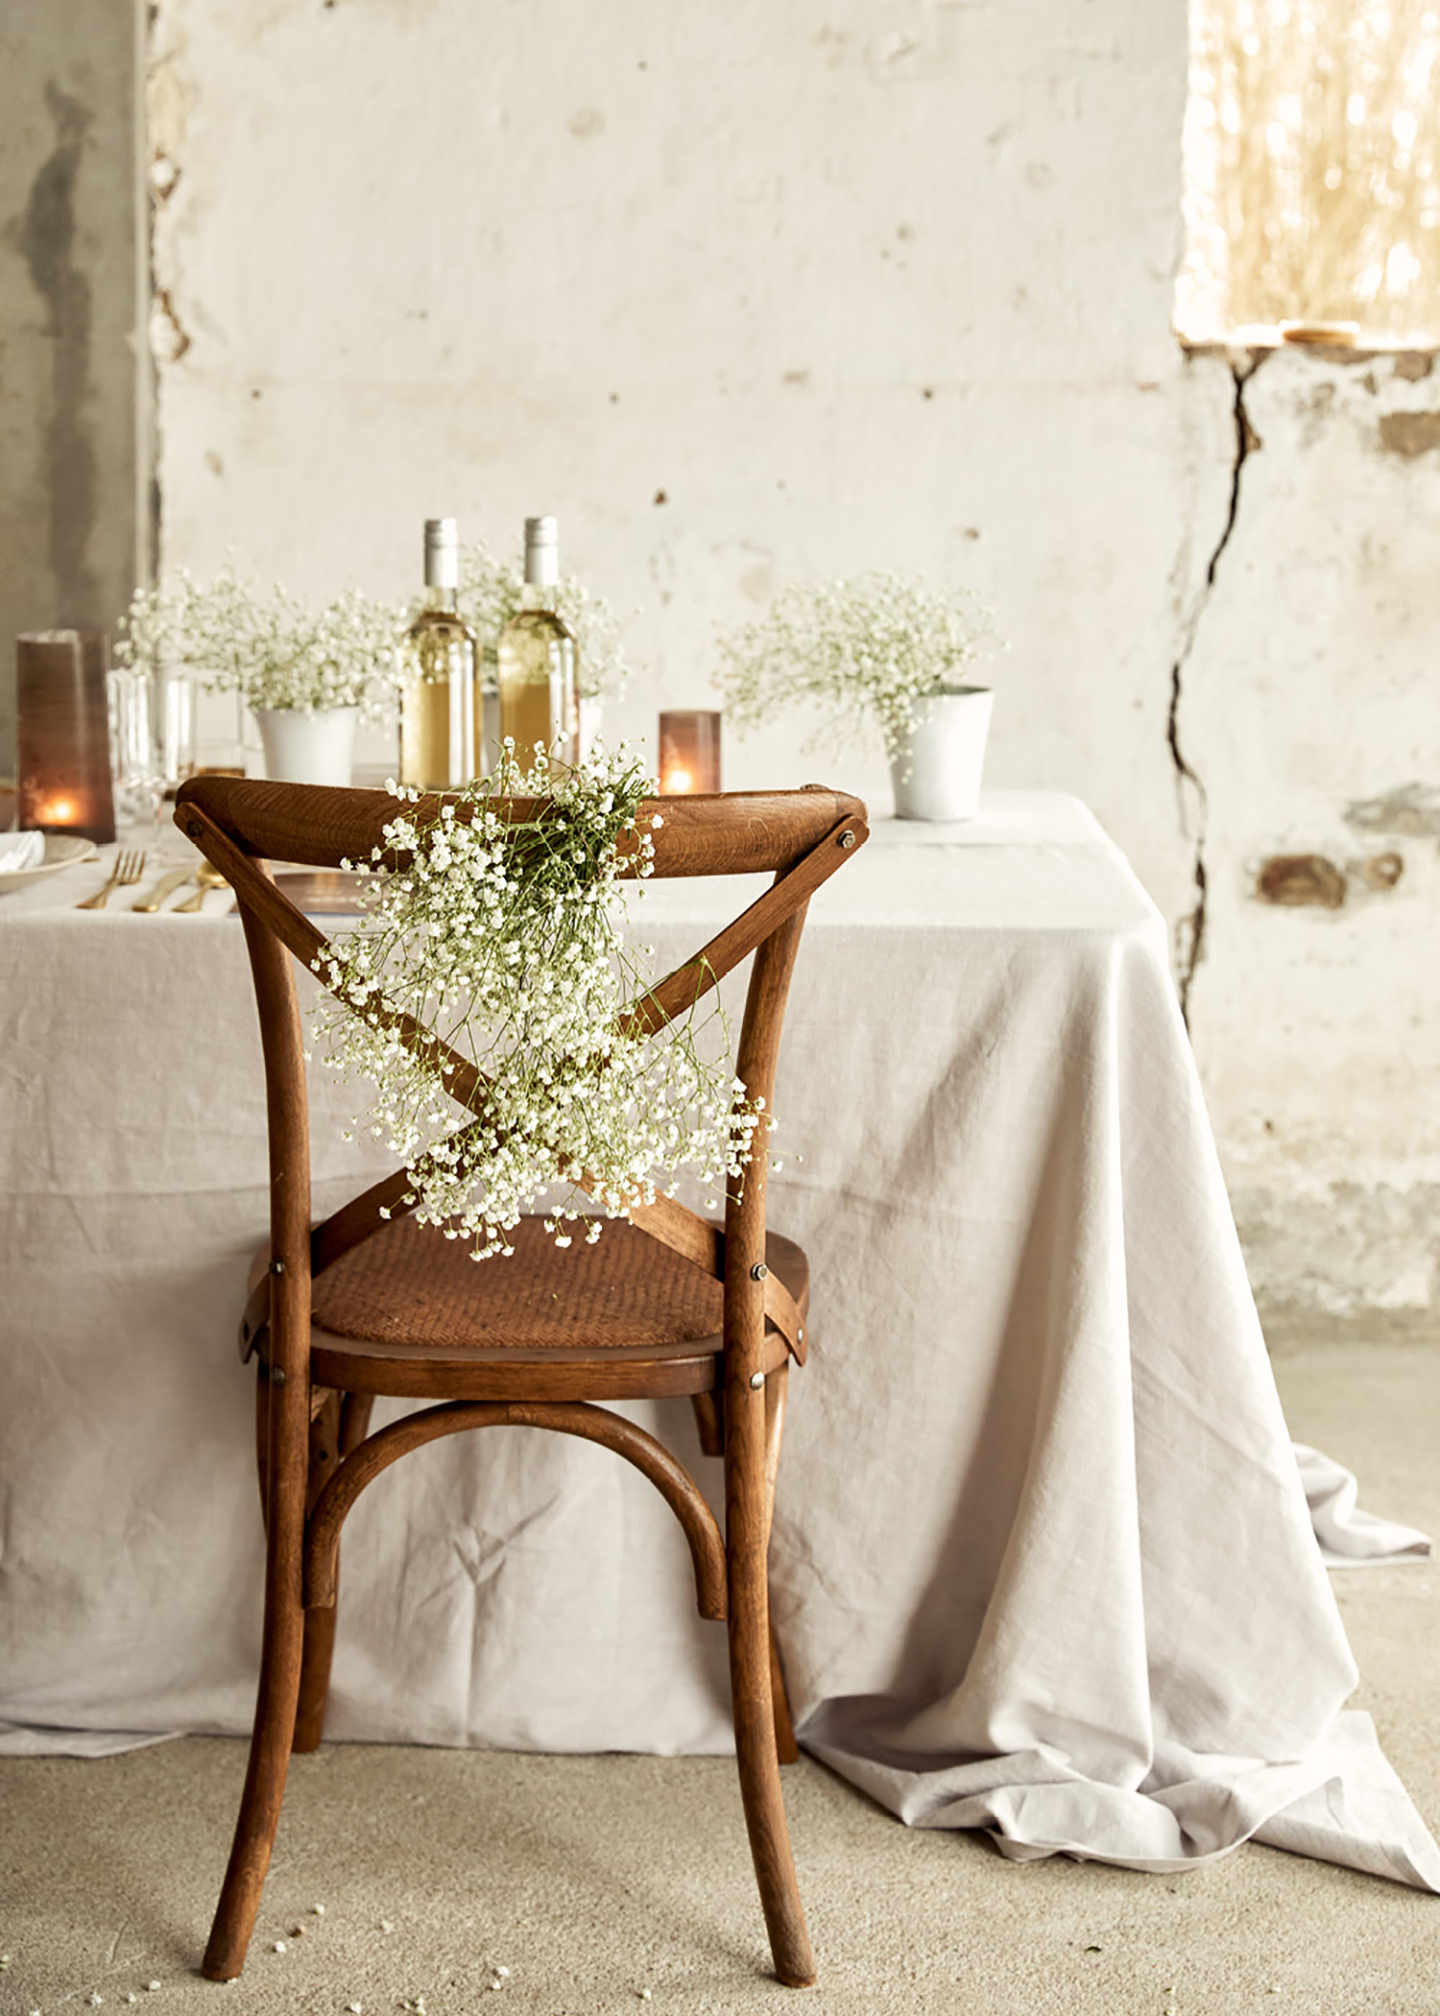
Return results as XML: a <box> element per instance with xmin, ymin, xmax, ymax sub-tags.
<box><xmin>1178</xmin><ymin>0</ymin><xmax>1440</xmax><ymax>345</ymax></box>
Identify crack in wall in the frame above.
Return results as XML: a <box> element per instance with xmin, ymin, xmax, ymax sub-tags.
<box><xmin>1168</xmin><ymin>351</ymin><xmax>1263</xmax><ymax>1028</ymax></box>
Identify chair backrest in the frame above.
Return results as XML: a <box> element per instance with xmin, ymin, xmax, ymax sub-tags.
<box><xmin>175</xmin><ymin>777</ymin><xmax>868</xmax><ymax>1368</ymax></box>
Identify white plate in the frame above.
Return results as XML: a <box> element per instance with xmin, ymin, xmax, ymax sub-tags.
<box><xmin>0</xmin><ymin>833</ymin><xmax>101</xmax><ymax>894</ymax></box>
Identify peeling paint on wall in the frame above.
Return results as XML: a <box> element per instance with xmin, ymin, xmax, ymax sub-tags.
<box><xmin>149</xmin><ymin>285</ymin><xmax>191</xmax><ymax>364</ymax></box>
<box><xmin>1251</xmin><ymin>849</ymin><xmax>1405</xmax><ymax>906</ymax></box>
<box><xmin>1345</xmin><ymin>783</ymin><xmax>1440</xmax><ymax>837</ymax></box>
<box><xmin>1356</xmin><ymin>850</ymin><xmax>1404</xmax><ymax>890</ymax></box>
<box><xmin>1255</xmin><ymin>854</ymin><xmax>1347</xmax><ymax>908</ymax></box>
<box><xmin>1377</xmin><ymin>410</ymin><xmax>1440</xmax><ymax>457</ymax></box>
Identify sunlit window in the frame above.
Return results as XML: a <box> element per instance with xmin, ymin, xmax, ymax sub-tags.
<box><xmin>1178</xmin><ymin>0</ymin><xmax>1440</xmax><ymax>345</ymax></box>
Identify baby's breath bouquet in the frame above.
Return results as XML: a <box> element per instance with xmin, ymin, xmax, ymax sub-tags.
<box><xmin>714</xmin><ymin>570</ymin><xmax>1000</xmax><ymax>764</ymax></box>
<box><xmin>312</xmin><ymin>741</ymin><xmax>761</xmax><ymax>1259</ymax></box>
<box><xmin>456</xmin><ymin>540</ymin><xmax>631</xmax><ymax>703</ymax></box>
<box><xmin>117</xmin><ymin>568</ymin><xmax>403</xmax><ymax>720</ymax></box>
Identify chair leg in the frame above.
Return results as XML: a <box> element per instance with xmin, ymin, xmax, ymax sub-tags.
<box><xmin>763</xmin><ymin>1365</ymin><xmax>799</xmax><ymax>1766</ymax></box>
<box><xmin>293</xmin><ymin>1607</ymin><xmax>337</xmax><ymax>1756</ymax></box>
<box><xmin>293</xmin><ymin>1390</ymin><xmax>344</xmax><ymax>1754</ymax></box>
<box><xmin>727</xmin><ymin>1374</ymin><xmax>815</xmax><ymax>1987</ymax></box>
<box><xmin>768</xmin><ymin>1618</ymin><xmax>800</xmax><ymax>1766</ymax></box>
<box><xmin>292</xmin><ymin>1390</ymin><xmax>374</xmax><ymax>1752</ymax></box>
<box><xmin>203</xmin><ymin>1371</ymin><xmax>308</xmax><ymax>1981</ymax></box>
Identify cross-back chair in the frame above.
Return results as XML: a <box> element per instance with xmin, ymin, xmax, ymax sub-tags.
<box><xmin>173</xmin><ymin>774</ymin><xmax>868</xmax><ymax>1989</ymax></box>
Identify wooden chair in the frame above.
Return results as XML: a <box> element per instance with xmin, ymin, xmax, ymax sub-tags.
<box><xmin>173</xmin><ymin>774</ymin><xmax>869</xmax><ymax>1989</ymax></box>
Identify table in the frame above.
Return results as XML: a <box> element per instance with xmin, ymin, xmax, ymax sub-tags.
<box><xmin>1</xmin><ymin>792</ymin><xmax>1436</xmax><ymax>1891</ymax></box>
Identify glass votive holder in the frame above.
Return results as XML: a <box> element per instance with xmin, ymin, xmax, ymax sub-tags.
<box><xmin>108</xmin><ymin>668</ymin><xmax>163</xmax><ymax>826</ymax></box>
<box><xmin>159</xmin><ymin>673</ymin><xmax>197</xmax><ymax>793</ymax></box>
<box><xmin>16</xmin><ymin>629</ymin><xmax>117</xmax><ymax>843</ymax></box>
<box><xmin>658</xmin><ymin>710</ymin><xmax>721</xmax><ymax>795</ymax></box>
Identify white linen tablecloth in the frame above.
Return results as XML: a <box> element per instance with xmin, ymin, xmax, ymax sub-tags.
<box><xmin>1</xmin><ymin>792</ymin><xmax>1436</xmax><ymax>1892</ymax></box>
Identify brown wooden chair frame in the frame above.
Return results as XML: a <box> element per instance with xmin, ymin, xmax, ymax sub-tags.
<box><xmin>174</xmin><ymin>775</ymin><xmax>868</xmax><ymax>1989</ymax></box>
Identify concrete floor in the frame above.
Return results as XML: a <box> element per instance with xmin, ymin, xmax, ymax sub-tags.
<box><xmin>1</xmin><ymin>1339</ymin><xmax>1436</xmax><ymax>2016</ymax></box>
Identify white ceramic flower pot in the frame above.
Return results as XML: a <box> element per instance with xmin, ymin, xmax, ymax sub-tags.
<box><xmin>889</xmin><ymin>686</ymin><xmax>994</xmax><ymax>822</ymax></box>
<box><xmin>254</xmin><ymin>706</ymin><xmax>359</xmax><ymax>787</ymax></box>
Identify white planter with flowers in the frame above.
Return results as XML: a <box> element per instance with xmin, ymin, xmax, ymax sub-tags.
<box><xmin>714</xmin><ymin>569</ymin><xmax>1003</xmax><ymax>821</ymax></box>
<box><xmin>118</xmin><ymin>571</ymin><xmax>402</xmax><ymax>788</ymax></box>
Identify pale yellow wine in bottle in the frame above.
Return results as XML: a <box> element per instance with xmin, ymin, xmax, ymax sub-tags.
<box><xmin>400</xmin><ymin>518</ymin><xmax>476</xmax><ymax>790</ymax></box>
<box><xmin>498</xmin><ymin>516</ymin><xmax>578</xmax><ymax>766</ymax></box>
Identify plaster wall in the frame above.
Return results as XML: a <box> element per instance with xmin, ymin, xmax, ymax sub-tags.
<box><xmin>0</xmin><ymin>2</ymin><xmax>144</xmax><ymax>769</ymax></box>
<box><xmin>1181</xmin><ymin>348</ymin><xmax>1440</xmax><ymax>1323</ymax></box>
<box><xmin>133</xmin><ymin>0</ymin><xmax>1440</xmax><ymax>1325</ymax></box>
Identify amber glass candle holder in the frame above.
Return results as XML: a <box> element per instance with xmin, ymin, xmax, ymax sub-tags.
<box><xmin>658</xmin><ymin>710</ymin><xmax>721</xmax><ymax>795</ymax></box>
<box><xmin>16</xmin><ymin>630</ymin><xmax>117</xmax><ymax>843</ymax></box>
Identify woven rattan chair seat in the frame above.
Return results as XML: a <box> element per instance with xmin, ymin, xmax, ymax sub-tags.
<box><xmin>302</xmin><ymin>1212</ymin><xmax>809</xmax><ymax>1361</ymax></box>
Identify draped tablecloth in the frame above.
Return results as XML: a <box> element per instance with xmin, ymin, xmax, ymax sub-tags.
<box><xmin>1</xmin><ymin>791</ymin><xmax>1436</xmax><ymax>1891</ymax></box>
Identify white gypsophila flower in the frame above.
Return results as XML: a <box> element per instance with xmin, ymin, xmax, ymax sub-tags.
<box><xmin>713</xmin><ymin>569</ymin><xmax>1003</xmax><ymax>765</ymax></box>
<box><xmin>116</xmin><ymin>565</ymin><xmax>405</xmax><ymax>723</ymax></box>
<box><xmin>311</xmin><ymin>740</ymin><xmax>766</xmax><ymax>1260</ymax></box>
<box><xmin>454</xmin><ymin>540</ymin><xmax>633</xmax><ymax>703</ymax></box>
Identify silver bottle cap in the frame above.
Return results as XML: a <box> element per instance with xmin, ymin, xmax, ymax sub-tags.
<box><xmin>523</xmin><ymin>515</ymin><xmax>559</xmax><ymax>587</ymax></box>
<box><xmin>423</xmin><ymin>517</ymin><xmax>460</xmax><ymax>590</ymax></box>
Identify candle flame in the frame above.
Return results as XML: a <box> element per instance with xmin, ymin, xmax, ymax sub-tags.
<box><xmin>662</xmin><ymin>767</ymin><xmax>694</xmax><ymax>795</ymax></box>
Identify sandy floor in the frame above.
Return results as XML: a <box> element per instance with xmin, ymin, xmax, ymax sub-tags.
<box><xmin>2</xmin><ymin>1339</ymin><xmax>1436</xmax><ymax>2016</ymax></box>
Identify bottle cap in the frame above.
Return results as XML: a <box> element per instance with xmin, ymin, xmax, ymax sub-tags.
<box><xmin>524</xmin><ymin>516</ymin><xmax>559</xmax><ymax>587</ymax></box>
<box><xmin>423</xmin><ymin>518</ymin><xmax>460</xmax><ymax>589</ymax></box>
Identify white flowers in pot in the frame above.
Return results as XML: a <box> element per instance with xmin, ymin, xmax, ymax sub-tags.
<box><xmin>714</xmin><ymin>570</ymin><xmax>1003</xmax><ymax>820</ymax></box>
<box><xmin>117</xmin><ymin>569</ymin><xmax>404</xmax><ymax>786</ymax></box>
<box><xmin>312</xmin><ymin>740</ymin><xmax>763</xmax><ymax>1259</ymax></box>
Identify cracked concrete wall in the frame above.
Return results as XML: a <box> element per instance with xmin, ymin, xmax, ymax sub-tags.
<box><xmin>0</xmin><ymin>3</ymin><xmax>145</xmax><ymax>773</ymax></box>
<box><xmin>1177</xmin><ymin>346</ymin><xmax>1440</xmax><ymax>1325</ymax></box>
<box><xmin>146</xmin><ymin>0</ymin><xmax>1437</xmax><ymax>1326</ymax></box>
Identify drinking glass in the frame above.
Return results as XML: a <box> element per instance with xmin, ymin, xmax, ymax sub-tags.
<box><xmin>108</xmin><ymin>668</ymin><xmax>164</xmax><ymax>829</ymax></box>
<box><xmin>159</xmin><ymin>674</ymin><xmax>197</xmax><ymax>794</ymax></box>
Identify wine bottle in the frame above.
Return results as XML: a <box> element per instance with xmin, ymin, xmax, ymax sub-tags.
<box><xmin>498</xmin><ymin>516</ymin><xmax>579</xmax><ymax>766</ymax></box>
<box><xmin>399</xmin><ymin>518</ymin><xmax>477</xmax><ymax>790</ymax></box>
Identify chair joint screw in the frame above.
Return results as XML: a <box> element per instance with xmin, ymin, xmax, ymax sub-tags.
<box><xmin>749</xmin><ymin>1371</ymin><xmax>765</xmax><ymax>1390</ymax></box>
<box><xmin>270</xmin><ymin>1368</ymin><xmax>286</xmax><ymax>1387</ymax></box>
<box><xmin>269</xmin><ymin>1258</ymin><xmax>285</xmax><ymax>1276</ymax></box>
<box><xmin>838</xmin><ymin>829</ymin><xmax>856</xmax><ymax>849</ymax></box>
<box><xmin>750</xmin><ymin>1261</ymin><xmax>768</xmax><ymax>1282</ymax></box>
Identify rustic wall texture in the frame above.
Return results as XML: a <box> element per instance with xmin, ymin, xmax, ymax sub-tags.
<box><xmin>6</xmin><ymin>1</ymin><xmax>1439</xmax><ymax>1327</ymax></box>
<box><xmin>0</xmin><ymin>4</ymin><xmax>144</xmax><ymax>764</ymax></box>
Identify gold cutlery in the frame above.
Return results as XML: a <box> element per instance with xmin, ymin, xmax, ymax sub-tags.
<box><xmin>75</xmin><ymin>849</ymin><xmax>146</xmax><ymax>910</ymax></box>
<box><xmin>131</xmin><ymin>867</ymin><xmax>195</xmax><ymax>912</ymax></box>
<box><xmin>172</xmin><ymin>860</ymin><xmax>230</xmax><ymax>912</ymax></box>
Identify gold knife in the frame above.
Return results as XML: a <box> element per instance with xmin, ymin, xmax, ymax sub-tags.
<box><xmin>131</xmin><ymin>866</ymin><xmax>196</xmax><ymax>912</ymax></box>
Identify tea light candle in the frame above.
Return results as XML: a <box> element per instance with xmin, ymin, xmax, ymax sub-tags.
<box><xmin>658</xmin><ymin>710</ymin><xmax>721</xmax><ymax>795</ymax></box>
<box><xmin>16</xmin><ymin>630</ymin><xmax>116</xmax><ymax>843</ymax></box>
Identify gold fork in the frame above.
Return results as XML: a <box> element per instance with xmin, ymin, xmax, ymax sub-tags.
<box><xmin>75</xmin><ymin>849</ymin><xmax>146</xmax><ymax>910</ymax></box>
